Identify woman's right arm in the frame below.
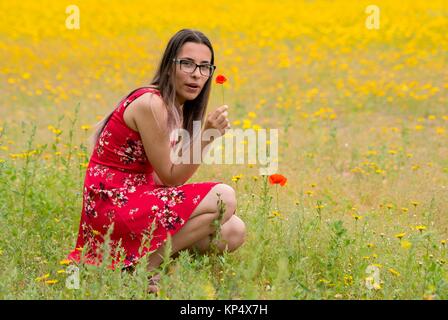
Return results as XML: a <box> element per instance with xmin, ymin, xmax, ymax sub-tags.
<box><xmin>133</xmin><ymin>93</ymin><xmax>229</xmax><ymax>187</ymax></box>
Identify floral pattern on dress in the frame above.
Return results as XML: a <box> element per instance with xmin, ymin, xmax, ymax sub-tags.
<box><xmin>122</xmin><ymin>173</ymin><xmax>147</xmax><ymax>193</ymax></box>
<box><xmin>89</xmin><ymin>182</ymin><xmax>129</xmax><ymax>208</ymax></box>
<box><xmin>81</xmin><ymin>221</ymin><xmax>102</xmax><ymax>249</ymax></box>
<box><xmin>83</xmin><ymin>186</ymin><xmax>98</xmax><ymax>219</ymax></box>
<box><xmin>128</xmin><ymin>208</ymin><xmax>140</xmax><ymax>222</ymax></box>
<box><xmin>145</xmin><ymin>187</ymin><xmax>186</xmax><ymax>207</ymax></box>
<box><xmin>88</xmin><ymin>164</ymin><xmax>115</xmax><ymax>181</ymax></box>
<box><xmin>114</xmin><ymin>137</ymin><xmax>147</xmax><ymax>165</ymax></box>
<box><xmin>144</xmin><ymin>187</ymin><xmax>187</xmax><ymax>230</ymax></box>
<box><xmin>97</xmin><ymin>129</ymin><xmax>112</xmax><ymax>157</ymax></box>
<box><xmin>192</xmin><ymin>194</ymin><xmax>201</xmax><ymax>205</ymax></box>
<box><xmin>105</xmin><ymin>208</ymin><xmax>116</xmax><ymax>222</ymax></box>
<box><xmin>150</xmin><ymin>204</ymin><xmax>185</xmax><ymax>230</ymax></box>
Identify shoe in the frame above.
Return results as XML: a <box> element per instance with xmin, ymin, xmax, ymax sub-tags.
<box><xmin>147</xmin><ymin>273</ymin><xmax>161</xmax><ymax>295</ymax></box>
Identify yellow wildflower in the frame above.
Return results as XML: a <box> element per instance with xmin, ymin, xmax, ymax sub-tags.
<box><xmin>242</xmin><ymin>119</ymin><xmax>252</xmax><ymax>129</ymax></box>
<box><xmin>395</xmin><ymin>232</ymin><xmax>406</xmax><ymax>240</ymax></box>
<box><xmin>270</xmin><ymin>210</ymin><xmax>287</xmax><ymax>221</ymax></box>
<box><xmin>401</xmin><ymin>240</ymin><xmax>412</xmax><ymax>249</ymax></box>
<box><xmin>414</xmin><ymin>125</ymin><xmax>424</xmax><ymax>131</ymax></box>
<box><xmin>343</xmin><ymin>275</ymin><xmax>353</xmax><ymax>286</ymax></box>
<box><xmin>247</xmin><ymin>111</ymin><xmax>257</xmax><ymax>119</ymax></box>
<box><xmin>271</xmin><ymin>210</ymin><xmax>281</xmax><ymax>217</ymax></box>
<box><xmin>35</xmin><ymin>273</ymin><xmax>50</xmax><ymax>282</ymax></box>
<box><xmin>415</xmin><ymin>225</ymin><xmax>426</xmax><ymax>232</ymax></box>
<box><xmin>388</xmin><ymin>268</ymin><xmax>401</xmax><ymax>277</ymax></box>
<box><xmin>59</xmin><ymin>259</ymin><xmax>72</xmax><ymax>265</ymax></box>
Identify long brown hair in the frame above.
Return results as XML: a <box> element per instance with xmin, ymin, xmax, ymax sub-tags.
<box><xmin>88</xmin><ymin>28</ymin><xmax>216</xmax><ymax>154</ymax></box>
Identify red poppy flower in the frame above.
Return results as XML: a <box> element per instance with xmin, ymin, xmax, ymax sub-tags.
<box><xmin>215</xmin><ymin>74</ymin><xmax>227</xmax><ymax>84</ymax></box>
<box><xmin>269</xmin><ymin>174</ymin><xmax>287</xmax><ymax>186</ymax></box>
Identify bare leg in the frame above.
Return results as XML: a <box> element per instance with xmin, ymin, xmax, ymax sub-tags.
<box><xmin>188</xmin><ymin>215</ymin><xmax>246</xmax><ymax>255</ymax></box>
<box><xmin>145</xmin><ymin>183</ymin><xmax>239</xmax><ymax>293</ymax></box>
<box><xmin>147</xmin><ymin>183</ymin><xmax>237</xmax><ymax>270</ymax></box>
<box><xmin>147</xmin><ymin>211</ymin><xmax>221</xmax><ymax>271</ymax></box>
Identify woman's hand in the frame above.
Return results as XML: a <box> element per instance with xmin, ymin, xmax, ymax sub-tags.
<box><xmin>204</xmin><ymin>105</ymin><xmax>231</xmax><ymax>136</ymax></box>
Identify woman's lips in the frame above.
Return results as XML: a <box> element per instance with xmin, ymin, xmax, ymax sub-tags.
<box><xmin>185</xmin><ymin>84</ymin><xmax>199</xmax><ymax>91</ymax></box>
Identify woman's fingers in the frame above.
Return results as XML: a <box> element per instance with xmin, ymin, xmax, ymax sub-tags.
<box><xmin>211</xmin><ymin>105</ymin><xmax>228</xmax><ymax>120</ymax></box>
<box><xmin>205</xmin><ymin>105</ymin><xmax>230</xmax><ymax>134</ymax></box>
<box><xmin>215</xmin><ymin>114</ymin><xmax>227</xmax><ymax>125</ymax></box>
<box><xmin>215</xmin><ymin>110</ymin><xmax>229</xmax><ymax>125</ymax></box>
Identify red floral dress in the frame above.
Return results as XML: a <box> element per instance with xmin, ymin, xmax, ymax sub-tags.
<box><xmin>67</xmin><ymin>87</ymin><xmax>221</xmax><ymax>269</ymax></box>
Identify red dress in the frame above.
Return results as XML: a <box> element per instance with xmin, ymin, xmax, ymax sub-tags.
<box><xmin>67</xmin><ymin>87</ymin><xmax>221</xmax><ymax>269</ymax></box>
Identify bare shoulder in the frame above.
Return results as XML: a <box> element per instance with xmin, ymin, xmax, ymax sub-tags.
<box><xmin>123</xmin><ymin>89</ymin><xmax>167</xmax><ymax>131</ymax></box>
<box><xmin>135</xmin><ymin>91</ymin><xmax>167</xmax><ymax>119</ymax></box>
<box><xmin>132</xmin><ymin>91</ymin><xmax>168</xmax><ymax>132</ymax></box>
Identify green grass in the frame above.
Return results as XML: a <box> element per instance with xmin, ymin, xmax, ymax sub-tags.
<box><xmin>0</xmin><ymin>108</ymin><xmax>447</xmax><ymax>299</ymax></box>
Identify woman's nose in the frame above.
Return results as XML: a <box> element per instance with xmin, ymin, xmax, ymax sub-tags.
<box><xmin>191</xmin><ymin>67</ymin><xmax>201</xmax><ymax>78</ymax></box>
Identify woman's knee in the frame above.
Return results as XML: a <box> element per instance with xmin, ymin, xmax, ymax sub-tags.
<box><xmin>190</xmin><ymin>215</ymin><xmax>246</xmax><ymax>254</ymax></box>
<box><xmin>192</xmin><ymin>183</ymin><xmax>237</xmax><ymax>223</ymax></box>
<box><xmin>213</xmin><ymin>183</ymin><xmax>237</xmax><ymax>222</ymax></box>
<box><xmin>222</xmin><ymin>215</ymin><xmax>246</xmax><ymax>252</ymax></box>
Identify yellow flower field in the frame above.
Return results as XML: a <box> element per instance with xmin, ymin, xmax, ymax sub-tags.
<box><xmin>0</xmin><ymin>0</ymin><xmax>447</xmax><ymax>299</ymax></box>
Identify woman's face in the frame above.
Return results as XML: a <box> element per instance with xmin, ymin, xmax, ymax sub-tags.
<box><xmin>172</xmin><ymin>42</ymin><xmax>213</xmax><ymax>106</ymax></box>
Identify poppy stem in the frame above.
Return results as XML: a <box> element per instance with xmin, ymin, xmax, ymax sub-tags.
<box><xmin>276</xmin><ymin>184</ymin><xmax>279</xmax><ymax>210</ymax></box>
<box><xmin>222</xmin><ymin>85</ymin><xmax>225</xmax><ymax>105</ymax></box>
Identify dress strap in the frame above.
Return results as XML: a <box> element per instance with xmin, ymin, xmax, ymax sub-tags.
<box><xmin>114</xmin><ymin>87</ymin><xmax>161</xmax><ymax>133</ymax></box>
<box><xmin>122</xmin><ymin>87</ymin><xmax>161</xmax><ymax>109</ymax></box>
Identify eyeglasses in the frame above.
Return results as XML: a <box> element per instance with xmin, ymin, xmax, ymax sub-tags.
<box><xmin>172</xmin><ymin>58</ymin><xmax>216</xmax><ymax>77</ymax></box>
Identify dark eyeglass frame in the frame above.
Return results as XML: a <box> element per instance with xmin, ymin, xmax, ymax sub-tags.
<box><xmin>172</xmin><ymin>58</ymin><xmax>216</xmax><ymax>77</ymax></box>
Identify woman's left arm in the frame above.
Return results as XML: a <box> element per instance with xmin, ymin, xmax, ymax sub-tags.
<box><xmin>152</xmin><ymin>171</ymin><xmax>164</xmax><ymax>186</ymax></box>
